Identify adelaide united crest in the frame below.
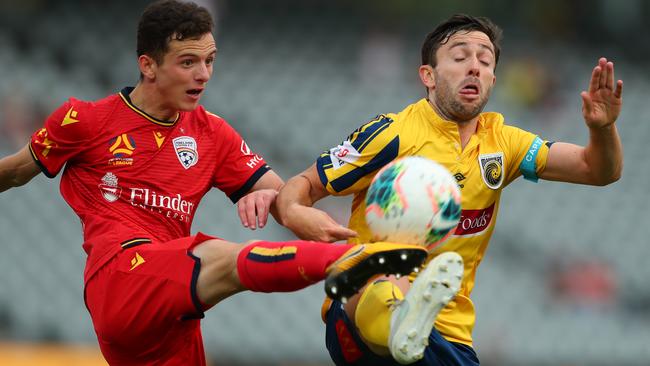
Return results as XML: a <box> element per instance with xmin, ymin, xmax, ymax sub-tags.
<box><xmin>173</xmin><ymin>136</ymin><xmax>199</xmax><ymax>169</ymax></box>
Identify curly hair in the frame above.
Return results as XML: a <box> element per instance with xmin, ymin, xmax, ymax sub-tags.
<box><xmin>137</xmin><ymin>0</ymin><xmax>214</xmax><ymax>64</ymax></box>
<box><xmin>422</xmin><ymin>14</ymin><xmax>502</xmax><ymax>70</ymax></box>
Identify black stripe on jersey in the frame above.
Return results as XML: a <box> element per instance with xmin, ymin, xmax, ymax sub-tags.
<box><xmin>120</xmin><ymin>238</ymin><xmax>152</xmax><ymax>249</ymax></box>
<box><xmin>229</xmin><ymin>164</ymin><xmax>272</xmax><ymax>203</ymax></box>
<box><xmin>329</xmin><ymin>136</ymin><xmax>399</xmax><ymax>193</ymax></box>
<box><xmin>316</xmin><ymin>153</ymin><xmax>333</xmax><ymax>188</ymax></box>
<box><xmin>28</xmin><ymin>143</ymin><xmax>56</xmax><ymax>178</ymax></box>
<box><xmin>349</xmin><ymin>115</ymin><xmax>393</xmax><ymax>153</ymax></box>
<box><xmin>119</xmin><ymin>87</ymin><xmax>179</xmax><ymax>127</ymax></box>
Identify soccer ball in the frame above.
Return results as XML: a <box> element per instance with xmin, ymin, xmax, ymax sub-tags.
<box><xmin>365</xmin><ymin>156</ymin><xmax>461</xmax><ymax>250</ymax></box>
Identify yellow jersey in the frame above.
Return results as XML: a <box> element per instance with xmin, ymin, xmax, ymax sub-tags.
<box><xmin>316</xmin><ymin>98</ymin><xmax>550</xmax><ymax>346</ymax></box>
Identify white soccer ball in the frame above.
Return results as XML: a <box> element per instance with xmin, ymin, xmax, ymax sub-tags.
<box><xmin>365</xmin><ymin>156</ymin><xmax>461</xmax><ymax>250</ymax></box>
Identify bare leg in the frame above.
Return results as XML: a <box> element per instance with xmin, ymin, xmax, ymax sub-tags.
<box><xmin>191</xmin><ymin>239</ymin><xmax>247</xmax><ymax>306</ymax></box>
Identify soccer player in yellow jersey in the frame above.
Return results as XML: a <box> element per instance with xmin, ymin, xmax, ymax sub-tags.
<box><xmin>276</xmin><ymin>14</ymin><xmax>623</xmax><ymax>366</ymax></box>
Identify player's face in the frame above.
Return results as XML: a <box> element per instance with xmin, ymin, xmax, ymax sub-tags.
<box><xmin>155</xmin><ymin>33</ymin><xmax>217</xmax><ymax>112</ymax></box>
<box><xmin>431</xmin><ymin>31</ymin><xmax>496</xmax><ymax>122</ymax></box>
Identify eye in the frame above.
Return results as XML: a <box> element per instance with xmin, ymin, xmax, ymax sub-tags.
<box><xmin>182</xmin><ymin>59</ymin><xmax>194</xmax><ymax>67</ymax></box>
<box><xmin>206</xmin><ymin>57</ymin><xmax>214</xmax><ymax>66</ymax></box>
<box><xmin>454</xmin><ymin>57</ymin><xmax>465</xmax><ymax>62</ymax></box>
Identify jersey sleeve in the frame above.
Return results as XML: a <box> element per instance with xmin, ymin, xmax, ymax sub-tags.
<box><xmin>501</xmin><ymin>124</ymin><xmax>551</xmax><ymax>186</ymax></box>
<box><xmin>211</xmin><ymin>118</ymin><xmax>271</xmax><ymax>203</ymax></box>
<box><xmin>29</xmin><ymin>98</ymin><xmax>92</xmax><ymax>178</ymax></box>
<box><xmin>316</xmin><ymin>114</ymin><xmax>402</xmax><ymax>196</ymax></box>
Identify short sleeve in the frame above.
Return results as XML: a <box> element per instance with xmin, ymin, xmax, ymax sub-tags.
<box><xmin>211</xmin><ymin>119</ymin><xmax>270</xmax><ymax>203</ymax></box>
<box><xmin>316</xmin><ymin>114</ymin><xmax>401</xmax><ymax>196</ymax></box>
<box><xmin>29</xmin><ymin>99</ymin><xmax>91</xmax><ymax>178</ymax></box>
<box><xmin>501</xmin><ymin>125</ymin><xmax>550</xmax><ymax>186</ymax></box>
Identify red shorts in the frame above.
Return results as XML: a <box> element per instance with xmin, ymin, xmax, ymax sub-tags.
<box><xmin>85</xmin><ymin>233</ymin><xmax>215</xmax><ymax>365</ymax></box>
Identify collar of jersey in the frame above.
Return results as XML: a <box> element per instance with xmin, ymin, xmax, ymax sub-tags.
<box><xmin>119</xmin><ymin>87</ymin><xmax>180</xmax><ymax>127</ymax></box>
<box><xmin>417</xmin><ymin>98</ymin><xmax>489</xmax><ymax>136</ymax></box>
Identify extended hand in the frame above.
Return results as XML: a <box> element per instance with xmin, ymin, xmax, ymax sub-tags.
<box><xmin>285</xmin><ymin>204</ymin><xmax>358</xmax><ymax>242</ymax></box>
<box><xmin>581</xmin><ymin>57</ymin><xmax>623</xmax><ymax>129</ymax></box>
<box><xmin>237</xmin><ymin>189</ymin><xmax>278</xmax><ymax>229</ymax></box>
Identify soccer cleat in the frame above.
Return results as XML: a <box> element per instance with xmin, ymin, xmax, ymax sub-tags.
<box><xmin>389</xmin><ymin>251</ymin><xmax>464</xmax><ymax>365</ymax></box>
<box><xmin>324</xmin><ymin>243</ymin><xmax>428</xmax><ymax>302</ymax></box>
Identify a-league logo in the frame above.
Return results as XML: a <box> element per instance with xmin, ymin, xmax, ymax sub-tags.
<box><xmin>173</xmin><ymin>136</ymin><xmax>199</xmax><ymax>169</ymax></box>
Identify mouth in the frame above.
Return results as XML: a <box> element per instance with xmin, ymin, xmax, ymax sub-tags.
<box><xmin>186</xmin><ymin>88</ymin><xmax>204</xmax><ymax>99</ymax></box>
<box><xmin>459</xmin><ymin>82</ymin><xmax>480</xmax><ymax>96</ymax></box>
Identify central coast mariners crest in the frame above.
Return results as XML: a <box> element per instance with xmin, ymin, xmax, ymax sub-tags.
<box><xmin>478</xmin><ymin>152</ymin><xmax>504</xmax><ymax>189</ymax></box>
<box><xmin>173</xmin><ymin>136</ymin><xmax>199</xmax><ymax>169</ymax></box>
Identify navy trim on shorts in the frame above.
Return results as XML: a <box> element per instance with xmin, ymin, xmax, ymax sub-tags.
<box><xmin>181</xmin><ymin>252</ymin><xmax>206</xmax><ymax>321</ymax></box>
<box><xmin>325</xmin><ymin>300</ymin><xmax>480</xmax><ymax>366</ymax></box>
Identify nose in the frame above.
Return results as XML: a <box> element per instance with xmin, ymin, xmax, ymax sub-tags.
<box><xmin>195</xmin><ymin>63</ymin><xmax>211</xmax><ymax>83</ymax></box>
<box><xmin>468</xmin><ymin>57</ymin><xmax>480</xmax><ymax>77</ymax></box>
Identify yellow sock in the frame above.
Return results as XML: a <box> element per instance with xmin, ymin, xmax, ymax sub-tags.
<box><xmin>355</xmin><ymin>280</ymin><xmax>404</xmax><ymax>349</ymax></box>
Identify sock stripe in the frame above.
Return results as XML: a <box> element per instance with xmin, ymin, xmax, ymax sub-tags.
<box><xmin>247</xmin><ymin>246</ymin><xmax>297</xmax><ymax>263</ymax></box>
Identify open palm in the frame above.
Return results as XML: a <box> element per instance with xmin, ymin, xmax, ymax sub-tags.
<box><xmin>581</xmin><ymin>57</ymin><xmax>624</xmax><ymax>129</ymax></box>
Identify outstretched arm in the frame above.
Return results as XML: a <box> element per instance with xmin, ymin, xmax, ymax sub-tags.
<box><xmin>276</xmin><ymin>164</ymin><xmax>357</xmax><ymax>242</ymax></box>
<box><xmin>0</xmin><ymin>144</ymin><xmax>41</xmax><ymax>193</ymax></box>
<box><xmin>540</xmin><ymin>57</ymin><xmax>623</xmax><ymax>185</ymax></box>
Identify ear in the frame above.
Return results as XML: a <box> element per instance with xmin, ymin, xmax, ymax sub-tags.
<box><xmin>138</xmin><ymin>55</ymin><xmax>157</xmax><ymax>81</ymax></box>
<box><xmin>419</xmin><ymin>64</ymin><xmax>435</xmax><ymax>90</ymax></box>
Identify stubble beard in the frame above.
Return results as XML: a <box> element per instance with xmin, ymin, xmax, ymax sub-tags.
<box><xmin>433</xmin><ymin>76</ymin><xmax>490</xmax><ymax>123</ymax></box>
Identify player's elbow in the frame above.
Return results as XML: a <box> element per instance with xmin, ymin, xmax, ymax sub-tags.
<box><xmin>592</xmin><ymin>166</ymin><xmax>622</xmax><ymax>186</ymax></box>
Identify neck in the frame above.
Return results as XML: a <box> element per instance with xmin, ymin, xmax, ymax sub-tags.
<box><xmin>427</xmin><ymin>98</ymin><xmax>478</xmax><ymax>149</ymax></box>
<box><xmin>129</xmin><ymin>83</ymin><xmax>178</xmax><ymax>121</ymax></box>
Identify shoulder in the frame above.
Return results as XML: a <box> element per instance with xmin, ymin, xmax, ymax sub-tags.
<box><xmin>46</xmin><ymin>95</ymin><xmax>117</xmax><ymax>140</ymax></box>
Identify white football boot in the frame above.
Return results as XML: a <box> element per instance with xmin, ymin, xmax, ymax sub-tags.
<box><xmin>389</xmin><ymin>251</ymin><xmax>464</xmax><ymax>364</ymax></box>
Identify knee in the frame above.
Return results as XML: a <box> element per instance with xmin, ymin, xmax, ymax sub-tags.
<box><xmin>191</xmin><ymin>239</ymin><xmax>245</xmax><ymax>305</ymax></box>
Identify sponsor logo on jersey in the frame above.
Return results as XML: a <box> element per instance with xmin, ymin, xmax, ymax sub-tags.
<box><xmin>129</xmin><ymin>187</ymin><xmax>194</xmax><ymax>223</ymax></box>
<box><xmin>454</xmin><ymin>202</ymin><xmax>495</xmax><ymax>237</ymax></box>
<box><xmin>329</xmin><ymin>140</ymin><xmax>361</xmax><ymax>169</ymax></box>
<box><xmin>173</xmin><ymin>136</ymin><xmax>199</xmax><ymax>169</ymax></box>
<box><xmin>60</xmin><ymin>107</ymin><xmax>80</xmax><ymax>126</ymax></box>
<box><xmin>108</xmin><ymin>134</ymin><xmax>136</xmax><ymax>166</ymax></box>
<box><xmin>99</xmin><ymin>172</ymin><xmax>122</xmax><ymax>202</ymax></box>
<box><xmin>478</xmin><ymin>152</ymin><xmax>504</xmax><ymax>189</ymax></box>
<box><xmin>97</xmin><ymin>173</ymin><xmax>194</xmax><ymax>223</ymax></box>
<box><xmin>153</xmin><ymin>131</ymin><xmax>165</xmax><ymax>148</ymax></box>
<box><xmin>241</xmin><ymin>140</ymin><xmax>263</xmax><ymax>169</ymax></box>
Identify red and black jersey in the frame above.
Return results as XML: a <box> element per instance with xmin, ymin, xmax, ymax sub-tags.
<box><xmin>30</xmin><ymin>87</ymin><xmax>270</xmax><ymax>281</ymax></box>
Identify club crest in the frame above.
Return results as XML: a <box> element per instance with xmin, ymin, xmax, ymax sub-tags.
<box><xmin>173</xmin><ymin>136</ymin><xmax>199</xmax><ymax>169</ymax></box>
<box><xmin>99</xmin><ymin>172</ymin><xmax>121</xmax><ymax>202</ymax></box>
<box><xmin>478</xmin><ymin>152</ymin><xmax>504</xmax><ymax>190</ymax></box>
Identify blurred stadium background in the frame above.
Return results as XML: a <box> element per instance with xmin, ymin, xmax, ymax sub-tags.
<box><xmin>0</xmin><ymin>0</ymin><xmax>649</xmax><ymax>365</ymax></box>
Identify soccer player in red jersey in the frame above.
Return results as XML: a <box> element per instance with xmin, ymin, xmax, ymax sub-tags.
<box><xmin>0</xmin><ymin>1</ymin><xmax>429</xmax><ymax>365</ymax></box>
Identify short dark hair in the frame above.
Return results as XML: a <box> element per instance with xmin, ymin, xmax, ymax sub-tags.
<box><xmin>137</xmin><ymin>0</ymin><xmax>214</xmax><ymax>64</ymax></box>
<box><xmin>421</xmin><ymin>14</ymin><xmax>502</xmax><ymax>69</ymax></box>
